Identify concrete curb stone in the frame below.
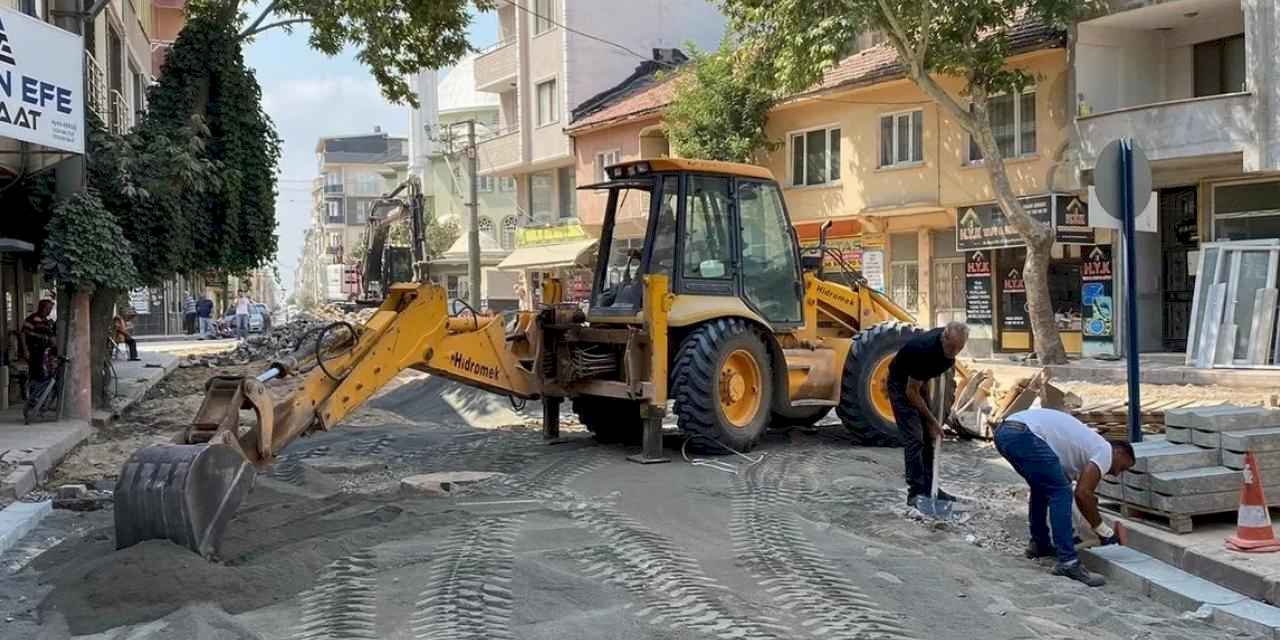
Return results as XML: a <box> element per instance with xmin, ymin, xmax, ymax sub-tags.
<box><xmin>0</xmin><ymin>500</ymin><xmax>52</xmax><ymax>556</ymax></box>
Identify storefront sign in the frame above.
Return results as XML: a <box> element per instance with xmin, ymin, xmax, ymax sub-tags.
<box><xmin>861</xmin><ymin>250</ymin><xmax>884</xmax><ymax>292</ymax></box>
<box><xmin>964</xmin><ymin>251</ymin><xmax>993</xmax><ymax>324</ymax></box>
<box><xmin>1000</xmin><ymin>266</ymin><xmax>1028</xmax><ymax>332</ymax></box>
<box><xmin>0</xmin><ymin>9</ymin><xmax>84</xmax><ymax>154</ymax></box>
<box><xmin>517</xmin><ymin>223</ymin><xmax>588</xmax><ymax>247</ymax></box>
<box><xmin>1081</xmin><ymin>245</ymin><xmax>1115</xmax><ymax>339</ymax></box>
<box><xmin>957</xmin><ymin>194</ymin><xmax>1095</xmax><ymax>250</ymax></box>
<box><xmin>800</xmin><ymin>236</ymin><xmax>864</xmax><ymax>273</ymax></box>
<box><xmin>128</xmin><ymin>288</ymin><xmax>150</xmax><ymax>314</ymax></box>
<box><xmin>1054</xmin><ymin>195</ymin><xmax>1095</xmax><ymax>244</ymax></box>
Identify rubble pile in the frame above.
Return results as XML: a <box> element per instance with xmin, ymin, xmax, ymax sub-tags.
<box><xmin>180</xmin><ymin>308</ymin><xmax>377</xmax><ymax>367</ymax></box>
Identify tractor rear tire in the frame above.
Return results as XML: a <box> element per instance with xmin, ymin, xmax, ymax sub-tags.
<box><xmin>771</xmin><ymin>405</ymin><xmax>832</xmax><ymax>428</ymax></box>
<box><xmin>673</xmin><ymin>319</ymin><xmax>773</xmax><ymax>454</ymax></box>
<box><xmin>836</xmin><ymin>321</ymin><xmax>922</xmax><ymax>447</ymax></box>
<box><xmin>573</xmin><ymin>396</ymin><xmax>642</xmax><ymax>445</ymax></box>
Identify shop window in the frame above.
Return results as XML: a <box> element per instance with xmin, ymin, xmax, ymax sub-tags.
<box><xmin>1195</xmin><ymin>34</ymin><xmax>1247</xmax><ymax>97</ymax></box>
<box><xmin>1214</xmin><ymin>180</ymin><xmax>1280</xmax><ymax>241</ymax></box>
<box><xmin>969</xmin><ymin>90</ymin><xmax>1036</xmax><ymax>162</ymax></box>
<box><xmin>879</xmin><ymin>110</ymin><xmax>923</xmax><ymax>167</ymax></box>
<box><xmin>790</xmin><ymin>126</ymin><xmax>841</xmax><ymax>186</ymax></box>
<box><xmin>890</xmin><ymin>262</ymin><xmax>919</xmax><ymax>314</ymax></box>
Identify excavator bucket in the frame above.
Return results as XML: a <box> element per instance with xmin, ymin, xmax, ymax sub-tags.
<box><xmin>114</xmin><ymin>443</ymin><xmax>255</xmax><ymax>558</ymax></box>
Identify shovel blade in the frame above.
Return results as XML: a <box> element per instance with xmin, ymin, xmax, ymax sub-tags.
<box><xmin>914</xmin><ymin>497</ymin><xmax>955</xmax><ymax>518</ymax></box>
<box><xmin>114</xmin><ymin>443</ymin><xmax>255</xmax><ymax>558</ymax></box>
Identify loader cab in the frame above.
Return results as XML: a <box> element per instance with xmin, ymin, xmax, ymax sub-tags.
<box><xmin>584</xmin><ymin>159</ymin><xmax>804</xmax><ymax>327</ymax></box>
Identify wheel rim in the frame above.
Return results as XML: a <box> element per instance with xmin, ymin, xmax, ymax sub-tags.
<box><xmin>720</xmin><ymin>349</ymin><xmax>763</xmax><ymax>428</ymax></box>
<box><xmin>867</xmin><ymin>354</ymin><xmax>895</xmax><ymax>422</ymax></box>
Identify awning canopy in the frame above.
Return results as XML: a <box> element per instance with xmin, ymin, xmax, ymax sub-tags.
<box><xmin>497</xmin><ymin>239</ymin><xmax>598</xmax><ymax>271</ymax></box>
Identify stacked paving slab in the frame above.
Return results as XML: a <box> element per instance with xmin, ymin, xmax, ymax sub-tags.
<box><xmin>1098</xmin><ymin>405</ymin><xmax>1280</xmax><ymax>531</ymax></box>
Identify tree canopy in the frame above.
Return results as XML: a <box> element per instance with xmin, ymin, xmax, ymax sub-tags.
<box><xmin>662</xmin><ymin>44</ymin><xmax>776</xmax><ymax>163</ymax></box>
<box><xmin>192</xmin><ymin>0</ymin><xmax>494</xmax><ymax>106</ymax></box>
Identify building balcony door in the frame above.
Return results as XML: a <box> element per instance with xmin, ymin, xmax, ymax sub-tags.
<box><xmin>1160</xmin><ymin>187</ymin><xmax>1198</xmax><ymax>352</ymax></box>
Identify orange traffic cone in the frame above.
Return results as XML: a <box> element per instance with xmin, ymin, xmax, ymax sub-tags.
<box><xmin>1226</xmin><ymin>451</ymin><xmax>1280</xmax><ymax>553</ymax></box>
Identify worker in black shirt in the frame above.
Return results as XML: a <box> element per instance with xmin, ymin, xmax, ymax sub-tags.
<box><xmin>887</xmin><ymin>321</ymin><xmax>969</xmax><ymax>507</ymax></box>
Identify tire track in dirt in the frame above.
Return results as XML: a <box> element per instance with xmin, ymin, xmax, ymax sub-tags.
<box><xmin>732</xmin><ymin>450</ymin><xmax>917</xmax><ymax>640</ymax></box>
<box><xmin>410</xmin><ymin>515</ymin><xmax>523</xmax><ymax>640</ymax></box>
<box><xmin>292</xmin><ymin>550</ymin><xmax>379</xmax><ymax>640</ymax></box>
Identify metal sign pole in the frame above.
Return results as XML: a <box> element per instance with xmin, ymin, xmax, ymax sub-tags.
<box><xmin>1121</xmin><ymin>138</ymin><xmax>1142</xmax><ymax>443</ymax></box>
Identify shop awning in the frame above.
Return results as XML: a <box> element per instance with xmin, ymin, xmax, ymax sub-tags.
<box><xmin>497</xmin><ymin>239</ymin><xmax>598</xmax><ymax>271</ymax></box>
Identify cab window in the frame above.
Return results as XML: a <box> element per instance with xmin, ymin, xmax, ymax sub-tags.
<box><xmin>738</xmin><ymin>180</ymin><xmax>802</xmax><ymax>324</ymax></box>
<box><xmin>682</xmin><ymin>176</ymin><xmax>734</xmax><ymax>280</ymax></box>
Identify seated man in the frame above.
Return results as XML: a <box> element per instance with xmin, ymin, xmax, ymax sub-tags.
<box><xmin>113</xmin><ymin>312</ymin><xmax>140</xmax><ymax>362</ymax></box>
<box><xmin>994</xmin><ymin>408</ymin><xmax>1136</xmax><ymax>587</ymax></box>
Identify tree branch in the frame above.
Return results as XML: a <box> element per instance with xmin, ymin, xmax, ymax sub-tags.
<box><xmin>876</xmin><ymin>0</ymin><xmax>973</xmax><ymax>134</ymax></box>
<box><xmin>915</xmin><ymin>0</ymin><xmax>932</xmax><ymax>62</ymax></box>
<box><xmin>239</xmin><ymin>18</ymin><xmax>311</xmax><ymax>40</ymax></box>
<box><xmin>241</xmin><ymin>0</ymin><xmax>281</xmax><ymax>36</ymax></box>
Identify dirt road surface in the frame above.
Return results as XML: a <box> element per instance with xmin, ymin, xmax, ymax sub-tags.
<box><xmin>0</xmin><ymin>371</ymin><xmax>1263</xmax><ymax>640</ymax></box>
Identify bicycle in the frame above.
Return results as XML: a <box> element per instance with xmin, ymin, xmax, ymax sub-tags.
<box><xmin>24</xmin><ymin>354</ymin><xmax>67</xmax><ymax>425</ymax></box>
<box><xmin>99</xmin><ymin>338</ymin><xmax>119</xmax><ymax>409</ymax></box>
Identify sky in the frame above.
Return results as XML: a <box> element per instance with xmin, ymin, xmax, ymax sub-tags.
<box><xmin>242</xmin><ymin>5</ymin><xmax>498</xmax><ymax>299</ymax></box>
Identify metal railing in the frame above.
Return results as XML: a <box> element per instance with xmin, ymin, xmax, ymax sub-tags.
<box><xmin>110</xmin><ymin>90</ymin><xmax>130</xmax><ymax>135</ymax></box>
<box><xmin>86</xmin><ymin>51</ymin><xmax>108</xmax><ymax>122</ymax></box>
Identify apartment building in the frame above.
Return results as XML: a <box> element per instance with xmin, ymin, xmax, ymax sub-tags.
<box><xmin>473</xmin><ymin>0</ymin><xmax>724</xmax><ymax>308</ymax></box>
<box><xmin>1074</xmin><ymin>0</ymin><xmax>1280</xmax><ymax>360</ymax></box>
<box><xmin>409</xmin><ymin>57</ymin><xmax>521</xmax><ymax>310</ymax></box>
<box><xmin>301</xmin><ymin>131</ymin><xmax>408</xmax><ymax>303</ymax></box>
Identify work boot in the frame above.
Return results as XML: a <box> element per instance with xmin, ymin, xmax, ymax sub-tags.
<box><xmin>1024</xmin><ymin>540</ymin><xmax>1054</xmax><ymax>560</ymax></box>
<box><xmin>1052</xmin><ymin>561</ymin><xmax>1105</xmax><ymax>587</ymax></box>
<box><xmin>934</xmin><ymin>489</ymin><xmax>959</xmax><ymax>502</ymax></box>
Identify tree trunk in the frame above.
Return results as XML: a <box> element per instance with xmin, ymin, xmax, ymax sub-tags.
<box><xmin>90</xmin><ymin>287</ymin><xmax>121</xmax><ymax>409</ymax></box>
<box><xmin>1023</xmin><ymin>238</ymin><xmax>1068</xmax><ymax>364</ymax></box>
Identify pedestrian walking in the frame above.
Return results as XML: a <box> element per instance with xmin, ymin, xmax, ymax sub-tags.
<box><xmin>20</xmin><ymin>300</ymin><xmax>56</xmax><ymax>383</ymax></box>
<box><xmin>196</xmin><ymin>295</ymin><xmax>214</xmax><ymax>338</ymax></box>
<box><xmin>183</xmin><ymin>293</ymin><xmax>197</xmax><ymax>335</ymax></box>
<box><xmin>234</xmin><ymin>291</ymin><xmax>252</xmax><ymax>339</ymax></box>
<box><xmin>113</xmin><ymin>311</ymin><xmax>141</xmax><ymax>361</ymax></box>
<box><xmin>993</xmin><ymin>408</ymin><xmax>1136</xmax><ymax>587</ymax></box>
<box><xmin>887</xmin><ymin>321</ymin><xmax>968</xmax><ymax>508</ymax></box>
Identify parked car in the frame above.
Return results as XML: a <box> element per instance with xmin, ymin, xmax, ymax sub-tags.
<box><xmin>223</xmin><ymin>304</ymin><xmax>271</xmax><ymax>334</ymax></box>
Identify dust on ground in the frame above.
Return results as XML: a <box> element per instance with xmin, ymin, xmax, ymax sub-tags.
<box><xmin>1055</xmin><ymin>380</ymin><xmax>1276</xmax><ymax>407</ymax></box>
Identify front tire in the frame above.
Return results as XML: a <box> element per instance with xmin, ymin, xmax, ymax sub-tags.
<box><xmin>673</xmin><ymin>319</ymin><xmax>773</xmax><ymax>453</ymax></box>
<box><xmin>836</xmin><ymin>322</ymin><xmax>921</xmax><ymax>447</ymax></box>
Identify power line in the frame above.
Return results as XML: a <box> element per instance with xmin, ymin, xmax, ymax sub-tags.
<box><xmin>500</xmin><ymin>0</ymin><xmax>678</xmax><ymax>70</ymax></box>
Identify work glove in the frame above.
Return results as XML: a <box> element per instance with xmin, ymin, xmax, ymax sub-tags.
<box><xmin>1094</xmin><ymin>523</ymin><xmax>1121</xmax><ymax>546</ymax></box>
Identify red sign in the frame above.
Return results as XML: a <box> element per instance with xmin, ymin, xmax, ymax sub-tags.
<box><xmin>1002</xmin><ymin>268</ymin><xmax>1026</xmax><ymax>293</ymax></box>
<box><xmin>966</xmin><ymin>251</ymin><xmax>991</xmax><ymax>278</ymax></box>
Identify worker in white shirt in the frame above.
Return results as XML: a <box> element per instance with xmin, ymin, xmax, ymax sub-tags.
<box><xmin>993</xmin><ymin>408</ymin><xmax>1136</xmax><ymax>587</ymax></box>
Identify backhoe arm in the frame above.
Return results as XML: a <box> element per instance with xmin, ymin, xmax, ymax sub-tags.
<box><xmin>115</xmin><ymin>282</ymin><xmax>538</xmax><ymax>558</ymax></box>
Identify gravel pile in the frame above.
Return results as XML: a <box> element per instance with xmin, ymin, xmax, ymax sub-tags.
<box><xmin>180</xmin><ymin>307</ymin><xmax>377</xmax><ymax>368</ymax></box>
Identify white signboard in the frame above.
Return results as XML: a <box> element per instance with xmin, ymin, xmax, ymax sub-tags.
<box><xmin>128</xmin><ymin>288</ymin><xmax>150</xmax><ymax>314</ymax></box>
<box><xmin>0</xmin><ymin>8</ymin><xmax>84</xmax><ymax>154</ymax></box>
<box><xmin>862</xmin><ymin>250</ymin><xmax>885</xmax><ymax>292</ymax></box>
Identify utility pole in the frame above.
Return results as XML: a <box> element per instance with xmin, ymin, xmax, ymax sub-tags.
<box><xmin>466</xmin><ymin>120</ymin><xmax>481</xmax><ymax>310</ymax></box>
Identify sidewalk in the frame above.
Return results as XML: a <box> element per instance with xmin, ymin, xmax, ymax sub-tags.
<box><xmin>94</xmin><ymin>344</ymin><xmax>182</xmax><ymax>427</ymax></box>
<box><xmin>974</xmin><ymin>353</ymin><xmax>1280</xmax><ymax>389</ymax></box>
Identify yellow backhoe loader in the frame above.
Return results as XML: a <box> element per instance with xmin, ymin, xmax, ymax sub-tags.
<box><xmin>114</xmin><ymin>159</ymin><xmax>957</xmax><ymax>558</ymax></box>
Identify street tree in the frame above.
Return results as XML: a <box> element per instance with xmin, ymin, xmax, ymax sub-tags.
<box><xmin>192</xmin><ymin>0</ymin><xmax>494</xmax><ymax>106</ymax></box>
<box><xmin>723</xmin><ymin>0</ymin><xmax>1096</xmax><ymax>364</ymax></box>
<box><xmin>662</xmin><ymin>43</ymin><xmax>777</xmax><ymax>163</ymax></box>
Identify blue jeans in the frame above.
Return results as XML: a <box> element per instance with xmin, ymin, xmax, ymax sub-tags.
<box><xmin>995</xmin><ymin>424</ymin><xmax>1077</xmax><ymax>564</ymax></box>
<box><xmin>235</xmin><ymin>314</ymin><xmax>249</xmax><ymax>338</ymax></box>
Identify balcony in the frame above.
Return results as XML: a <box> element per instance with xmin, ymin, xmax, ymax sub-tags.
<box><xmin>110</xmin><ymin>90</ymin><xmax>131</xmax><ymax>135</ymax></box>
<box><xmin>477</xmin><ymin>130</ymin><xmax>522</xmax><ymax>175</ymax></box>
<box><xmin>1077</xmin><ymin>92</ymin><xmax>1256</xmax><ymax>166</ymax></box>
<box><xmin>474</xmin><ymin>39</ymin><xmax>517</xmax><ymax>93</ymax></box>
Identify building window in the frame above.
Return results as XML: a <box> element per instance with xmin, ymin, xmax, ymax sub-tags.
<box><xmin>1213</xmin><ymin>179</ymin><xmax>1280</xmax><ymax>241</ymax></box>
<box><xmin>789</xmin><ymin>126</ymin><xmax>841</xmax><ymax>187</ymax></box>
<box><xmin>529</xmin><ymin>172</ymin><xmax>554</xmax><ymax>220</ymax></box>
<box><xmin>879</xmin><ymin>110</ymin><xmax>923</xmax><ymax>167</ymax></box>
<box><xmin>478</xmin><ymin>217</ymin><xmax>495</xmax><ymax>240</ymax></box>
<box><xmin>970</xmin><ymin>89</ymin><xmax>1036</xmax><ymax>163</ymax></box>
<box><xmin>326</xmin><ymin>200</ymin><xmax>343</xmax><ymax>223</ymax></box>
<box><xmin>558</xmin><ymin>167</ymin><xmax>576</xmax><ymax>219</ymax></box>
<box><xmin>477</xmin><ymin>175</ymin><xmax>495</xmax><ymax>192</ymax></box>
<box><xmin>536</xmin><ymin>79</ymin><xmax>559</xmax><ymax>127</ymax></box>
<box><xmin>890</xmin><ymin>262</ymin><xmax>920</xmax><ymax>314</ymax></box>
<box><xmin>533</xmin><ymin>0</ymin><xmax>557</xmax><ymax>34</ymax></box>
<box><xmin>596</xmin><ymin>149</ymin><xmax>622</xmax><ymax>182</ymax></box>
<box><xmin>328</xmin><ymin>232</ymin><xmax>341</xmax><ymax>247</ymax></box>
<box><xmin>1194</xmin><ymin>34</ymin><xmax>1247</xmax><ymax>97</ymax></box>
<box><xmin>351</xmin><ymin>200</ymin><xmax>371</xmax><ymax>224</ymax></box>
<box><xmin>352</xmin><ymin>172</ymin><xmax>382</xmax><ymax>196</ymax></box>
<box><xmin>324</xmin><ymin>171</ymin><xmax>342</xmax><ymax>193</ymax></box>
<box><xmin>499</xmin><ymin>177</ymin><xmax>517</xmax><ymax>192</ymax></box>
<box><xmin>501</xmin><ymin>215</ymin><xmax>518</xmax><ymax>251</ymax></box>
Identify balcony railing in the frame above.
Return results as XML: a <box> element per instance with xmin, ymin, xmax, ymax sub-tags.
<box><xmin>1077</xmin><ymin>92</ymin><xmax>1256</xmax><ymax>166</ymax></box>
<box><xmin>86</xmin><ymin>51</ymin><xmax>108</xmax><ymax>123</ymax></box>
<box><xmin>324</xmin><ymin>184</ymin><xmax>344</xmax><ymax>194</ymax></box>
<box><xmin>474</xmin><ymin>38</ymin><xmax>517</xmax><ymax>92</ymax></box>
<box><xmin>325</xmin><ymin>245</ymin><xmax>343</xmax><ymax>256</ymax></box>
<box><xmin>477</xmin><ymin>130</ymin><xmax>522</xmax><ymax>175</ymax></box>
<box><xmin>110</xmin><ymin>90</ymin><xmax>130</xmax><ymax>135</ymax></box>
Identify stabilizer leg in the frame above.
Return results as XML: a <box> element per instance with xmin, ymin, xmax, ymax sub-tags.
<box><xmin>627</xmin><ymin>405</ymin><xmax>670</xmax><ymax>464</ymax></box>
